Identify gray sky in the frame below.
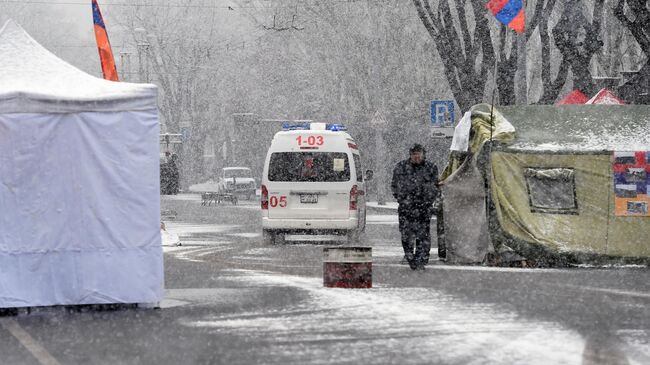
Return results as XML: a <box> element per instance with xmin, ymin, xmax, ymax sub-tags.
<box><xmin>1</xmin><ymin>0</ymin><xmax>102</xmax><ymax>75</ymax></box>
<box><xmin>0</xmin><ymin>0</ymin><xmax>146</xmax><ymax>77</ymax></box>
<box><xmin>1</xmin><ymin>0</ymin><xmax>250</xmax><ymax>77</ymax></box>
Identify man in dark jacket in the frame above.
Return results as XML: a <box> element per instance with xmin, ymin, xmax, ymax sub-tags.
<box><xmin>391</xmin><ymin>144</ymin><xmax>439</xmax><ymax>270</ymax></box>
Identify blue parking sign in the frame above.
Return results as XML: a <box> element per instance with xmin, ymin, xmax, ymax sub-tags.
<box><xmin>430</xmin><ymin>100</ymin><xmax>454</xmax><ymax>127</ymax></box>
<box><xmin>181</xmin><ymin>127</ymin><xmax>190</xmax><ymax>142</ymax></box>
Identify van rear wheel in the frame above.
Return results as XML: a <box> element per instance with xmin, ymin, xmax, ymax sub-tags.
<box><xmin>262</xmin><ymin>229</ymin><xmax>275</xmax><ymax>245</ymax></box>
<box><xmin>347</xmin><ymin>229</ymin><xmax>360</xmax><ymax>244</ymax></box>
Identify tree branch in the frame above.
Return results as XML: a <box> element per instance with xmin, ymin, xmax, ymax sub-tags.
<box><xmin>413</xmin><ymin>0</ymin><xmax>464</xmax><ymax>102</ymax></box>
<box><xmin>613</xmin><ymin>0</ymin><xmax>650</xmax><ymax>55</ymax></box>
<box><xmin>592</xmin><ymin>0</ymin><xmax>606</xmax><ymax>35</ymax></box>
<box><xmin>412</xmin><ymin>0</ymin><xmax>439</xmax><ymax>38</ymax></box>
<box><xmin>454</xmin><ymin>0</ymin><xmax>473</xmax><ymax>58</ymax></box>
<box><xmin>470</xmin><ymin>0</ymin><xmax>496</xmax><ymax>71</ymax></box>
<box><xmin>438</xmin><ymin>0</ymin><xmax>468</xmax><ymax>68</ymax></box>
<box><xmin>539</xmin><ymin>58</ymin><xmax>570</xmax><ymax>104</ymax></box>
<box><xmin>531</xmin><ymin>0</ymin><xmax>558</xmax><ymax>42</ymax></box>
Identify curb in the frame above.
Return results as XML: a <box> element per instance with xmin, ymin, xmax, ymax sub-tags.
<box><xmin>366</xmin><ymin>204</ymin><xmax>398</xmax><ymax>214</ymax></box>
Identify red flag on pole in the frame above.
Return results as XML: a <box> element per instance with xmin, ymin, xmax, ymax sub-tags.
<box><xmin>486</xmin><ymin>0</ymin><xmax>525</xmax><ymax>33</ymax></box>
<box><xmin>92</xmin><ymin>0</ymin><xmax>119</xmax><ymax>81</ymax></box>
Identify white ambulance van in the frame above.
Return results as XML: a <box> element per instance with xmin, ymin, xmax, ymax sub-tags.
<box><xmin>261</xmin><ymin>122</ymin><xmax>367</xmax><ymax>244</ymax></box>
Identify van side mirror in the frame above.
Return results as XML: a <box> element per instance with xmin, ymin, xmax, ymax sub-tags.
<box><xmin>365</xmin><ymin>170</ymin><xmax>374</xmax><ymax>181</ymax></box>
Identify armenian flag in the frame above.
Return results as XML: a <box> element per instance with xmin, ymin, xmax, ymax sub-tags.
<box><xmin>486</xmin><ymin>0</ymin><xmax>525</xmax><ymax>33</ymax></box>
<box><xmin>92</xmin><ymin>0</ymin><xmax>119</xmax><ymax>81</ymax></box>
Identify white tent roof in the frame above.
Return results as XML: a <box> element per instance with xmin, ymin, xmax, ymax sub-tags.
<box><xmin>0</xmin><ymin>20</ymin><xmax>162</xmax><ymax>307</ymax></box>
<box><xmin>0</xmin><ymin>20</ymin><xmax>157</xmax><ymax>113</ymax></box>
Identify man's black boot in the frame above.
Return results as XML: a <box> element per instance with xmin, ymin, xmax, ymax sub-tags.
<box><xmin>414</xmin><ymin>258</ymin><xmax>425</xmax><ymax>271</ymax></box>
<box><xmin>408</xmin><ymin>258</ymin><xmax>418</xmax><ymax>270</ymax></box>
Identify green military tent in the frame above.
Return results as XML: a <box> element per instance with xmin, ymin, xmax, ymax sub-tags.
<box><xmin>441</xmin><ymin>104</ymin><xmax>650</xmax><ymax>266</ymax></box>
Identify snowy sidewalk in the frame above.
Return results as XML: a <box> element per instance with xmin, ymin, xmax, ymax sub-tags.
<box><xmin>366</xmin><ymin>201</ymin><xmax>398</xmax><ymax>213</ymax></box>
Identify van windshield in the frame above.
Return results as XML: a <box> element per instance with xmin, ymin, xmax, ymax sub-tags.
<box><xmin>268</xmin><ymin>152</ymin><xmax>350</xmax><ymax>182</ymax></box>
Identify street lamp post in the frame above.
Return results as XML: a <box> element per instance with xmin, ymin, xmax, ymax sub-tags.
<box><xmin>371</xmin><ymin>111</ymin><xmax>388</xmax><ymax>205</ymax></box>
<box><xmin>134</xmin><ymin>28</ymin><xmax>150</xmax><ymax>83</ymax></box>
<box><xmin>119</xmin><ymin>52</ymin><xmax>132</xmax><ymax>82</ymax></box>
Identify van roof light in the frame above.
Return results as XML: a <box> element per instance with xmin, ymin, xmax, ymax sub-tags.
<box><xmin>281</xmin><ymin>122</ymin><xmax>347</xmax><ymax>131</ymax></box>
<box><xmin>326</xmin><ymin>123</ymin><xmax>347</xmax><ymax>131</ymax></box>
<box><xmin>282</xmin><ymin>122</ymin><xmax>310</xmax><ymax>130</ymax></box>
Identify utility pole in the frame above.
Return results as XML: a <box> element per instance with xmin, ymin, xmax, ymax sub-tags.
<box><xmin>371</xmin><ymin>111</ymin><xmax>388</xmax><ymax>205</ymax></box>
<box><xmin>135</xmin><ymin>28</ymin><xmax>150</xmax><ymax>83</ymax></box>
<box><xmin>515</xmin><ymin>10</ymin><xmax>528</xmax><ymax>104</ymax></box>
<box><xmin>119</xmin><ymin>52</ymin><xmax>131</xmax><ymax>82</ymax></box>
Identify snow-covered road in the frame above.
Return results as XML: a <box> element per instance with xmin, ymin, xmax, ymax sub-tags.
<box><xmin>160</xmin><ymin>218</ymin><xmax>650</xmax><ymax>365</ymax></box>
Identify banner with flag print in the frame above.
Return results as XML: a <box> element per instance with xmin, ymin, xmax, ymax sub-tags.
<box><xmin>486</xmin><ymin>0</ymin><xmax>525</xmax><ymax>33</ymax></box>
<box><xmin>92</xmin><ymin>0</ymin><xmax>119</xmax><ymax>81</ymax></box>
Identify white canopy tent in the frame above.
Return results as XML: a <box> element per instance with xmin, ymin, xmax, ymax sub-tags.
<box><xmin>0</xmin><ymin>20</ymin><xmax>163</xmax><ymax>307</ymax></box>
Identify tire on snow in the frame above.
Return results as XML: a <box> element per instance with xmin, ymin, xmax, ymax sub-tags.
<box><xmin>262</xmin><ymin>229</ymin><xmax>275</xmax><ymax>245</ymax></box>
<box><xmin>347</xmin><ymin>229</ymin><xmax>361</xmax><ymax>244</ymax></box>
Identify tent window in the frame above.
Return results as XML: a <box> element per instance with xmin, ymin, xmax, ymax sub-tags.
<box><xmin>524</xmin><ymin>168</ymin><xmax>578</xmax><ymax>214</ymax></box>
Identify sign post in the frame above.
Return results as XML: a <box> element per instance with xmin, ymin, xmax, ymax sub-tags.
<box><xmin>160</xmin><ymin>133</ymin><xmax>182</xmax><ymax>154</ymax></box>
<box><xmin>430</xmin><ymin>100</ymin><xmax>455</xmax><ymax>138</ymax></box>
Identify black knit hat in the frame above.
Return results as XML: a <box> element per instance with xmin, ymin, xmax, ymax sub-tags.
<box><xmin>409</xmin><ymin>144</ymin><xmax>425</xmax><ymax>154</ymax></box>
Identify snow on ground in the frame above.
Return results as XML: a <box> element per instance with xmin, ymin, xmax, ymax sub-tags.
<box><xmin>164</xmin><ymin>222</ymin><xmax>240</xmax><ymax>235</ymax></box>
<box><xmin>163</xmin><ymin>222</ymin><xmax>649</xmax><ymax>364</ymax></box>
<box><xmin>166</xmin><ymin>244</ymin><xmax>233</xmax><ymax>262</ymax></box>
<box><xmin>161</xmin><ymin>228</ymin><xmax>181</xmax><ymax>246</ymax></box>
<box><xmin>163</xmin><ymin>288</ymin><xmax>262</xmax><ymax>309</ymax></box>
<box><xmin>231</xmin><ymin>247</ymin><xmax>283</xmax><ymax>262</ymax></box>
<box><xmin>180</xmin><ymin>269</ymin><xmax>649</xmax><ymax>365</ymax></box>
<box><xmin>227</xmin><ymin>232</ymin><xmax>261</xmax><ymax>238</ymax></box>
<box><xmin>161</xmin><ymin>222</ymin><xmax>408</xmax><ymax>261</ymax></box>
<box><xmin>372</xmin><ymin>245</ymin><xmax>404</xmax><ymax>258</ymax></box>
<box><xmin>161</xmin><ymin>222</ymin><xmax>241</xmax><ymax>259</ymax></box>
<box><xmin>366</xmin><ymin>201</ymin><xmax>398</xmax><ymax>210</ymax></box>
<box><xmin>161</xmin><ymin>193</ymin><xmax>202</xmax><ymax>201</ymax></box>
<box><xmin>366</xmin><ymin>214</ymin><xmax>398</xmax><ymax>225</ymax></box>
<box><xmin>231</xmin><ymin>203</ymin><xmax>261</xmax><ymax>210</ymax></box>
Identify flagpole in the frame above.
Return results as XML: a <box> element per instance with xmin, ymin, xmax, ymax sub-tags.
<box><xmin>515</xmin><ymin>3</ymin><xmax>527</xmax><ymax>104</ymax></box>
<box><xmin>484</xmin><ymin>0</ymin><xmax>525</xmax><ymax>263</ymax></box>
<box><xmin>486</xmin><ymin>58</ymin><xmax>498</xmax><ymax>260</ymax></box>
<box><xmin>92</xmin><ymin>0</ymin><xmax>119</xmax><ymax>81</ymax></box>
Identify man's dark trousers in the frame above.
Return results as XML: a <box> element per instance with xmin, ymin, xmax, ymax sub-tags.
<box><xmin>398</xmin><ymin>210</ymin><xmax>432</xmax><ymax>266</ymax></box>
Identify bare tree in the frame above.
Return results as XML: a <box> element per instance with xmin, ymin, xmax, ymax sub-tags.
<box><xmin>540</xmin><ymin>0</ymin><xmax>605</xmax><ymax>102</ymax></box>
<box><xmin>596</xmin><ymin>11</ymin><xmax>645</xmax><ymax>76</ymax></box>
<box><xmin>412</xmin><ymin>0</ymin><xmax>497</xmax><ymax>110</ymax></box>
<box><xmin>115</xmin><ymin>0</ymin><xmax>251</xmax><ymax>184</ymax></box>
<box><xmin>412</xmin><ymin>0</ymin><xmax>609</xmax><ymax>108</ymax></box>
<box><xmin>612</xmin><ymin>0</ymin><xmax>650</xmax><ymax>70</ymax></box>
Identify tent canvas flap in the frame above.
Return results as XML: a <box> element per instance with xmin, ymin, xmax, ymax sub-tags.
<box><xmin>441</xmin><ymin>155</ymin><xmax>490</xmax><ymax>264</ymax></box>
<box><xmin>0</xmin><ymin>21</ymin><xmax>162</xmax><ymax>307</ymax></box>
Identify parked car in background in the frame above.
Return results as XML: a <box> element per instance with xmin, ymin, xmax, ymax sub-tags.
<box><xmin>218</xmin><ymin>167</ymin><xmax>257</xmax><ymax>200</ymax></box>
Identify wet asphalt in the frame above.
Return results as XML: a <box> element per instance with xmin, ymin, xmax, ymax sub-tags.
<box><xmin>1</xmin><ymin>195</ymin><xmax>648</xmax><ymax>364</ymax></box>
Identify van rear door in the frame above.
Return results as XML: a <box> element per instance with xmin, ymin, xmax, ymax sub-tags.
<box><xmin>266</xmin><ymin>151</ymin><xmax>351</xmax><ymax>219</ymax></box>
